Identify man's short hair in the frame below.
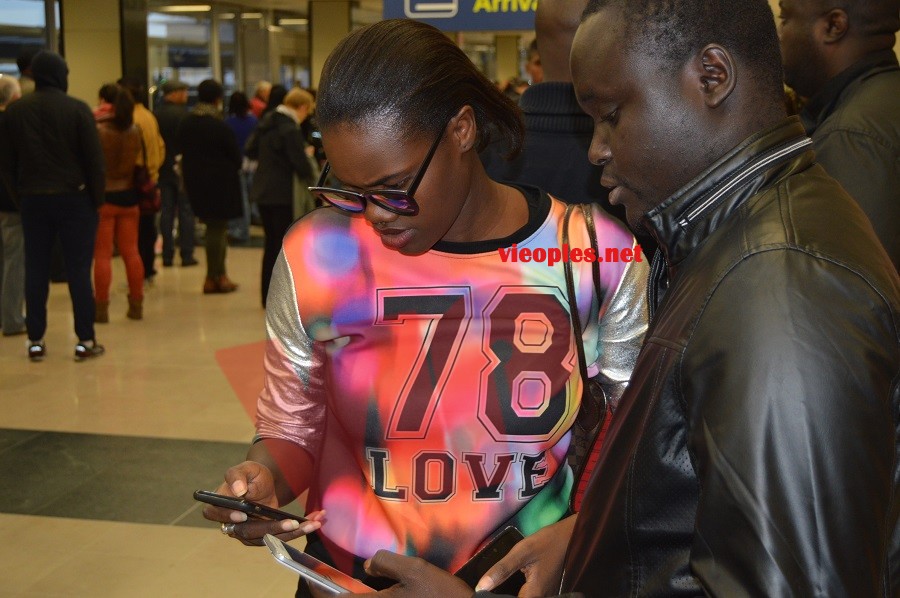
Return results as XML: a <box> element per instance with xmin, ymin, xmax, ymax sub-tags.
<box><xmin>197</xmin><ymin>79</ymin><xmax>224</xmax><ymax>103</ymax></box>
<box><xmin>583</xmin><ymin>0</ymin><xmax>784</xmax><ymax>99</ymax></box>
<box><xmin>0</xmin><ymin>75</ymin><xmax>21</xmax><ymax>106</ymax></box>
<box><xmin>805</xmin><ymin>0</ymin><xmax>900</xmax><ymax>36</ymax></box>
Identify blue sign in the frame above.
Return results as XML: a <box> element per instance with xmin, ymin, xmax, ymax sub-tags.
<box><xmin>383</xmin><ymin>0</ymin><xmax>536</xmax><ymax>32</ymax></box>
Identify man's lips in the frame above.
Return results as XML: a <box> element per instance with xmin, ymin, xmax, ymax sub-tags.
<box><xmin>601</xmin><ymin>175</ymin><xmax>626</xmax><ymax>205</ymax></box>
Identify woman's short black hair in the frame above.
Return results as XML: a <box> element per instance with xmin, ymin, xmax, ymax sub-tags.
<box><xmin>316</xmin><ymin>19</ymin><xmax>524</xmax><ymax>156</ymax></box>
<box><xmin>197</xmin><ymin>79</ymin><xmax>224</xmax><ymax>104</ymax></box>
<box><xmin>228</xmin><ymin>91</ymin><xmax>250</xmax><ymax>116</ymax></box>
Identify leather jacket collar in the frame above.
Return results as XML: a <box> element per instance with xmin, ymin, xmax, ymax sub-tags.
<box><xmin>641</xmin><ymin>117</ymin><xmax>815</xmax><ymax>316</ymax></box>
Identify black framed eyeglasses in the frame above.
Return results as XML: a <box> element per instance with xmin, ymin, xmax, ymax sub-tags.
<box><xmin>309</xmin><ymin>123</ymin><xmax>446</xmax><ymax>216</ymax></box>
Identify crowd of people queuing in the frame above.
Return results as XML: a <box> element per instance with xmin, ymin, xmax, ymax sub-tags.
<box><xmin>0</xmin><ymin>0</ymin><xmax>898</xmax><ymax>595</ymax></box>
<box><xmin>0</xmin><ymin>48</ymin><xmax>321</xmax><ymax>361</ymax></box>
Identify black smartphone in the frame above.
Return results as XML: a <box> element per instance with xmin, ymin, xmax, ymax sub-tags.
<box><xmin>193</xmin><ymin>490</ymin><xmax>306</xmax><ymax>522</ymax></box>
<box><xmin>454</xmin><ymin>526</ymin><xmax>526</xmax><ymax>593</ymax></box>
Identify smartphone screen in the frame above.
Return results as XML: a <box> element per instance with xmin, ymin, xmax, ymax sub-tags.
<box><xmin>193</xmin><ymin>490</ymin><xmax>306</xmax><ymax>522</ymax></box>
<box><xmin>454</xmin><ymin>526</ymin><xmax>526</xmax><ymax>593</ymax></box>
<box><xmin>263</xmin><ymin>534</ymin><xmax>375</xmax><ymax>595</ymax></box>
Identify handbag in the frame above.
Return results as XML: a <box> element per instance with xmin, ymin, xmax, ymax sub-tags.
<box><xmin>562</xmin><ymin>203</ymin><xmax>610</xmax><ymax>512</ymax></box>
<box><xmin>134</xmin><ymin>128</ymin><xmax>161</xmax><ymax>215</ymax></box>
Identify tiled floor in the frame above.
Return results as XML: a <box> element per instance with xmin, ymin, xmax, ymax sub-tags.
<box><xmin>0</xmin><ymin>242</ymin><xmax>303</xmax><ymax>596</ymax></box>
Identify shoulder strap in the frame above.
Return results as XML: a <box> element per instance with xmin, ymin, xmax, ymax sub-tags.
<box><xmin>562</xmin><ymin>204</ymin><xmax>602</xmax><ymax>433</ymax></box>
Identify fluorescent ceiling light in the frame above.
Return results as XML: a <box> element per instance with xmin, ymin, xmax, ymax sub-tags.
<box><xmin>219</xmin><ymin>12</ymin><xmax>235</xmax><ymax>19</ymax></box>
<box><xmin>241</xmin><ymin>12</ymin><xmax>263</xmax><ymax>18</ymax></box>
<box><xmin>278</xmin><ymin>18</ymin><xmax>308</xmax><ymax>25</ymax></box>
<box><xmin>157</xmin><ymin>5</ymin><xmax>211</xmax><ymax>12</ymax></box>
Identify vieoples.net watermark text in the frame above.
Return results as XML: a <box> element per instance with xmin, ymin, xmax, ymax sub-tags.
<box><xmin>498</xmin><ymin>244</ymin><xmax>644</xmax><ymax>267</ymax></box>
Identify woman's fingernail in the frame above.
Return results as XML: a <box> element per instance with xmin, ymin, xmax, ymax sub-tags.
<box><xmin>474</xmin><ymin>577</ymin><xmax>493</xmax><ymax>591</ymax></box>
<box><xmin>230</xmin><ymin>511</ymin><xmax>248</xmax><ymax>522</ymax></box>
<box><xmin>300</xmin><ymin>521</ymin><xmax>320</xmax><ymax>534</ymax></box>
<box><xmin>283</xmin><ymin>519</ymin><xmax>301</xmax><ymax>531</ymax></box>
<box><xmin>231</xmin><ymin>481</ymin><xmax>247</xmax><ymax>496</ymax></box>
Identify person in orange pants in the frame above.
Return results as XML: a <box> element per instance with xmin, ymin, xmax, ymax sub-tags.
<box><xmin>93</xmin><ymin>83</ymin><xmax>144</xmax><ymax>321</ymax></box>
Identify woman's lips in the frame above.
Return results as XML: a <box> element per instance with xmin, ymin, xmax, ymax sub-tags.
<box><xmin>378</xmin><ymin>228</ymin><xmax>414</xmax><ymax>250</ymax></box>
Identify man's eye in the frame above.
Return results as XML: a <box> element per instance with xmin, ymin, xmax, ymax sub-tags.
<box><xmin>601</xmin><ymin>109</ymin><xmax>619</xmax><ymax>124</ymax></box>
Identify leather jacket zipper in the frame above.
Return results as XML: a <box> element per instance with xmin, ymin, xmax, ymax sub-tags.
<box><xmin>677</xmin><ymin>138</ymin><xmax>813</xmax><ymax>228</ymax></box>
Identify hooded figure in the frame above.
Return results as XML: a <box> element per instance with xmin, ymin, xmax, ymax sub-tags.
<box><xmin>30</xmin><ymin>51</ymin><xmax>68</xmax><ymax>93</ymax></box>
<box><xmin>0</xmin><ymin>49</ymin><xmax>107</xmax><ymax>361</ymax></box>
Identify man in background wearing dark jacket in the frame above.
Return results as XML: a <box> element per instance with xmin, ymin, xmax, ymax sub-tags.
<box><xmin>178</xmin><ymin>79</ymin><xmax>242</xmax><ymax>294</ymax></box>
<box><xmin>247</xmin><ymin>87</ymin><xmax>314</xmax><ymax>307</ymax></box>
<box><xmin>356</xmin><ymin>1</ymin><xmax>900</xmax><ymax>596</ymax></box>
<box><xmin>479</xmin><ymin>0</ymin><xmax>657</xmax><ymax>258</ymax></box>
<box><xmin>154</xmin><ymin>79</ymin><xmax>196</xmax><ymax>268</ymax></box>
<box><xmin>0</xmin><ymin>51</ymin><xmax>106</xmax><ymax>361</ymax></box>
<box><xmin>779</xmin><ymin>0</ymin><xmax>899</xmax><ymax>270</ymax></box>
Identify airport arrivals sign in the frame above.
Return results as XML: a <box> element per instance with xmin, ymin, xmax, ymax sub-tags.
<box><xmin>383</xmin><ymin>0</ymin><xmax>537</xmax><ymax>31</ymax></box>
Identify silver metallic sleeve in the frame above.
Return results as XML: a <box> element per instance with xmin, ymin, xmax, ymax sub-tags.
<box><xmin>254</xmin><ymin>250</ymin><xmax>328</xmax><ymax>459</ymax></box>
<box><xmin>591</xmin><ymin>255</ymin><xmax>649</xmax><ymax>411</ymax></box>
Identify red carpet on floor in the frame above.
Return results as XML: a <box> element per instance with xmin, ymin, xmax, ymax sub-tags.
<box><xmin>215</xmin><ymin>340</ymin><xmax>266</xmax><ymax>422</ymax></box>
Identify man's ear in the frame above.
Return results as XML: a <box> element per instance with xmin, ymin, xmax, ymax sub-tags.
<box><xmin>449</xmin><ymin>105</ymin><xmax>477</xmax><ymax>152</ymax></box>
<box><xmin>821</xmin><ymin>8</ymin><xmax>849</xmax><ymax>44</ymax></box>
<box><xmin>697</xmin><ymin>44</ymin><xmax>736</xmax><ymax>109</ymax></box>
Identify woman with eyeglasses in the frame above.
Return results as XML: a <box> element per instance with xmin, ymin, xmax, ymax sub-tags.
<box><xmin>202</xmin><ymin>19</ymin><xmax>648</xmax><ymax>593</ymax></box>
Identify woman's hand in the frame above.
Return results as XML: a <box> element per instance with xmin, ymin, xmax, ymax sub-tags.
<box><xmin>475</xmin><ymin>515</ymin><xmax>577</xmax><ymax>597</ymax></box>
<box><xmin>202</xmin><ymin>460</ymin><xmax>324</xmax><ymax>546</ymax></box>
<box><xmin>354</xmin><ymin>551</ymin><xmax>474</xmax><ymax>598</ymax></box>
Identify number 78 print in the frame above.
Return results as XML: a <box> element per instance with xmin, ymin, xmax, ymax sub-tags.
<box><xmin>375</xmin><ymin>286</ymin><xmax>577</xmax><ymax>443</ymax></box>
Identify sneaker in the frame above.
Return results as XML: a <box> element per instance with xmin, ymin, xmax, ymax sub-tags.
<box><xmin>28</xmin><ymin>340</ymin><xmax>45</xmax><ymax>362</ymax></box>
<box><xmin>74</xmin><ymin>340</ymin><xmax>105</xmax><ymax>362</ymax></box>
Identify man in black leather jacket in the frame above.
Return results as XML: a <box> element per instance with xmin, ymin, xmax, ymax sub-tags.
<box><xmin>354</xmin><ymin>1</ymin><xmax>900</xmax><ymax>596</ymax></box>
<box><xmin>778</xmin><ymin>0</ymin><xmax>900</xmax><ymax>271</ymax></box>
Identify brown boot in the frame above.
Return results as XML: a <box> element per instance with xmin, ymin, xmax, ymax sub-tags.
<box><xmin>95</xmin><ymin>300</ymin><xmax>109</xmax><ymax>323</ymax></box>
<box><xmin>203</xmin><ymin>277</ymin><xmax>218</xmax><ymax>294</ymax></box>
<box><xmin>127</xmin><ymin>297</ymin><xmax>143</xmax><ymax>320</ymax></box>
<box><xmin>216</xmin><ymin>275</ymin><xmax>239</xmax><ymax>293</ymax></box>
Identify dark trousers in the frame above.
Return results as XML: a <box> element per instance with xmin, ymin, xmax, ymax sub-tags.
<box><xmin>20</xmin><ymin>193</ymin><xmax>98</xmax><ymax>342</ymax></box>
<box><xmin>159</xmin><ymin>178</ymin><xmax>195</xmax><ymax>264</ymax></box>
<box><xmin>138</xmin><ymin>213</ymin><xmax>157</xmax><ymax>279</ymax></box>
<box><xmin>203</xmin><ymin>219</ymin><xmax>229</xmax><ymax>278</ymax></box>
<box><xmin>259</xmin><ymin>204</ymin><xmax>294</xmax><ymax>307</ymax></box>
